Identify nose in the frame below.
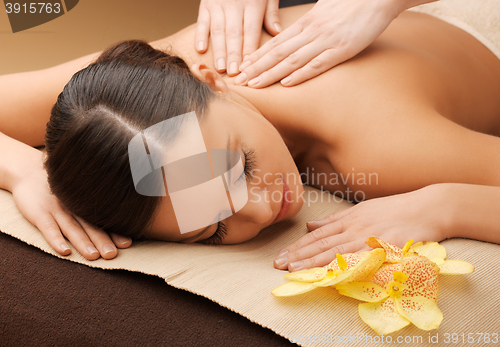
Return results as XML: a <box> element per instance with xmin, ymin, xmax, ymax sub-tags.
<box><xmin>236</xmin><ymin>186</ymin><xmax>273</xmax><ymax>224</ymax></box>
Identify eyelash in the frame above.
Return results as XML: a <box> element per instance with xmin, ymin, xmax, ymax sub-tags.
<box><xmin>241</xmin><ymin>148</ymin><xmax>256</xmax><ymax>183</ymax></box>
<box><xmin>203</xmin><ymin>147</ymin><xmax>256</xmax><ymax>245</ymax></box>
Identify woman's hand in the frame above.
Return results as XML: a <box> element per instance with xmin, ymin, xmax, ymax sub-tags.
<box><xmin>195</xmin><ymin>0</ymin><xmax>281</xmax><ymax>76</ymax></box>
<box><xmin>10</xmin><ymin>154</ymin><xmax>132</xmax><ymax>260</ymax></box>
<box><xmin>274</xmin><ymin>185</ymin><xmax>453</xmax><ymax>272</ymax></box>
<box><xmin>235</xmin><ymin>0</ymin><xmax>405</xmax><ymax>88</ymax></box>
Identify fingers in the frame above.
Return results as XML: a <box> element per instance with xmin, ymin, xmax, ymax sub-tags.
<box><xmin>241</xmin><ymin>3</ymin><xmax>266</xmax><ymax>61</ymax></box>
<box><xmin>50</xmin><ymin>210</ymin><xmax>101</xmax><ymax>260</ymax></box>
<box><xmin>35</xmin><ymin>214</ymin><xmax>72</xmax><ymax>256</ymax></box>
<box><xmin>210</xmin><ymin>5</ymin><xmax>227</xmax><ymax>73</ymax></box>
<box><xmin>263</xmin><ymin>0</ymin><xmax>281</xmax><ymax>36</ymax></box>
<box><xmin>195</xmin><ymin>5</ymin><xmax>210</xmax><ymax>53</ymax></box>
<box><xmin>274</xmin><ymin>226</ymin><xmax>354</xmax><ymax>271</ymax></box>
<box><xmin>74</xmin><ymin>216</ymin><xmax>119</xmax><ymax>260</ymax></box>
<box><xmin>307</xmin><ymin>207</ymin><xmax>354</xmax><ymax>231</ymax></box>
<box><xmin>280</xmin><ymin>48</ymin><xmax>349</xmax><ymax>87</ymax></box>
<box><xmin>225</xmin><ymin>5</ymin><xmax>244</xmax><ymax>76</ymax></box>
<box><xmin>235</xmin><ymin>24</ymin><xmax>304</xmax><ymax>85</ymax></box>
<box><xmin>287</xmin><ymin>240</ymin><xmax>366</xmax><ymax>272</ymax></box>
<box><xmin>281</xmin><ymin>218</ymin><xmax>347</xmax><ymax>256</ymax></box>
<box><xmin>247</xmin><ymin>41</ymin><xmax>321</xmax><ymax>88</ymax></box>
<box><xmin>110</xmin><ymin>233</ymin><xmax>133</xmax><ymax>249</ymax></box>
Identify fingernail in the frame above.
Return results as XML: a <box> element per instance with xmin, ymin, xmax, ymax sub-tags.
<box><xmin>274</xmin><ymin>23</ymin><xmax>282</xmax><ymax>33</ymax></box>
<box><xmin>234</xmin><ymin>72</ymin><xmax>247</xmax><ymax>85</ymax></box>
<box><xmin>197</xmin><ymin>41</ymin><xmax>205</xmax><ymax>52</ymax></box>
<box><xmin>248</xmin><ymin>76</ymin><xmax>261</xmax><ymax>87</ymax></box>
<box><xmin>229</xmin><ymin>61</ymin><xmax>238</xmax><ymax>75</ymax></box>
<box><xmin>103</xmin><ymin>244</ymin><xmax>115</xmax><ymax>254</ymax></box>
<box><xmin>277</xmin><ymin>250</ymin><xmax>288</xmax><ymax>257</ymax></box>
<box><xmin>217</xmin><ymin>57</ymin><xmax>226</xmax><ymax>71</ymax></box>
<box><xmin>60</xmin><ymin>243</ymin><xmax>70</xmax><ymax>252</ymax></box>
<box><xmin>290</xmin><ymin>261</ymin><xmax>304</xmax><ymax>271</ymax></box>
<box><xmin>281</xmin><ymin>76</ymin><xmax>292</xmax><ymax>85</ymax></box>
<box><xmin>239</xmin><ymin>60</ymin><xmax>251</xmax><ymax>71</ymax></box>
<box><xmin>87</xmin><ymin>245</ymin><xmax>99</xmax><ymax>254</ymax></box>
<box><xmin>275</xmin><ymin>257</ymin><xmax>288</xmax><ymax>267</ymax></box>
<box><xmin>118</xmin><ymin>236</ymin><xmax>130</xmax><ymax>245</ymax></box>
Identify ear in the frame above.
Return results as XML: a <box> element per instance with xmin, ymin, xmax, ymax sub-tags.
<box><xmin>190</xmin><ymin>63</ymin><xmax>230</xmax><ymax>96</ymax></box>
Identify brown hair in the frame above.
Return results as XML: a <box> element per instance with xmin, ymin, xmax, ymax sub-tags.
<box><xmin>44</xmin><ymin>40</ymin><xmax>214</xmax><ymax>239</ymax></box>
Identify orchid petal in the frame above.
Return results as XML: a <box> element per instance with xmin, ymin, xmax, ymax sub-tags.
<box><xmin>366</xmin><ymin>237</ymin><xmax>403</xmax><ymax>263</ymax></box>
<box><xmin>271</xmin><ymin>281</ymin><xmax>323</xmax><ymax>297</ymax></box>
<box><xmin>410</xmin><ymin>241</ymin><xmax>447</xmax><ymax>261</ymax></box>
<box><xmin>317</xmin><ymin>270</ymin><xmax>353</xmax><ymax>287</ymax></box>
<box><xmin>358</xmin><ymin>298</ymin><xmax>410</xmax><ymax>335</ymax></box>
<box><xmin>395</xmin><ymin>296</ymin><xmax>443</xmax><ymax>330</ymax></box>
<box><xmin>400</xmin><ymin>256</ymin><xmax>440</xmax><ymax>302</ymax></box>
<box><xmin>438</xmin><ymin>259</ymin><xmax>475</xmax><ymax>275</ymax></box>
<box><xmin>336</xmin><ymin>282</ymin><xmax>389</xmax><ymax>302</ymax></box>
<box><xmin>370</xmin><ymin>264</ymin><xmax>401</xmax><ymax>287</ymax></box>
<box><xmin>430</xmin><ymin>258</ymin><xmax>445</xmax><ymax>265</ymax></box>
<box><xmin>284</xmin><ymin>267</ymin><xmax>329</xmax><ymax>282</ymax></box>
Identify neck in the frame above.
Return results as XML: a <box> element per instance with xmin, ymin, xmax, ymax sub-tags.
<box><xmin>226</xmin><ymin>82</ymin><xmax>317</xmax><ymax>164</ymax></box>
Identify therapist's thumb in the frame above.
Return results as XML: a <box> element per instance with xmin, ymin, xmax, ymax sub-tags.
<box><xmin>264</xmin><ymin>0</ymin><xmax>282</xmax><ymax>36</ymax></box>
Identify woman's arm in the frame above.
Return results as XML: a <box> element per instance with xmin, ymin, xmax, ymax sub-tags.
<box><xmin>0</xmin><ymin>52</ymin><xmax>99</xmax><ymax>147</ymax></box>
<box><xmin>0</xmin><ymin>131</ymin><xmax>132</xmax><ymax>259</ymax></box>
<box><xmin>0</xmin><ymin>50</ymin><xmax>136</xmax><ymax>259</ymax></box>
<box><xmin>274</xmin><ymin>105</ymin><xmax>500</xmax><ymax>271</ymax></box>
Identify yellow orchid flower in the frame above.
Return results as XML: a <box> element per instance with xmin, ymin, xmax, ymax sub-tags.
<box><xmin>271</xmin><ymin>249</ymin><xmax>386</xmax><ymax>297</ymax></box>
<box><xmin>367</xmin><ymin>237</ymin><xmax>474</xmax><ymax>275</ymax></box>
<box><xmin>409</xmin><ymin>241</ymin><xmax>474</xmax><ymax>275</ymax></box>
<box><xmin>336</xmin><ymin>256</ymin><xmax>443</xmax><ymax>335</ymax></box>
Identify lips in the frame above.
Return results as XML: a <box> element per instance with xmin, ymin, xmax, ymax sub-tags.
<box><xmin>273</xmin><ymin>175</ymin><xmax>291</xmax><ymax>223</ymax></box>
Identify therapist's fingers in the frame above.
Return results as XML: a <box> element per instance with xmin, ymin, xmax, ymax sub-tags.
<box><xmin>263</xmin><ymin>0</ymin><xmax>281</xmax><ymax>36</ymax></box>
<box><xmin>242</xmin><ymin>4</ymin><xmax>266</xmax><ymax>61</ymax></box>
<box><xmin>195</xmin><ymin>5</ymin><xmax>211</xmax><ymax>53</ymax></box>
<box><xmin>225</xmin><ymin>5</ymin><xmax>244</xmax><ymax>76</ymax></box>
<box><xmin>235</xmin><ymin>27</ymin><xmax>306</xmax><ymax>85</ymax></box>
<box><xmin>281</xmin><ymin>48</ymin><xmax>352</xmax><ymax>86</ymax></box>
<box><xmin>210</xmin><ymin>6</ymin><xmax>227</xmax><ymax>72</ymax></box>
<box><xmin>246</xmin><ymin>41</ymin><xmax>322</xmax><ymax>88</ymax></box>
<box><xmin>240</xmin><ymin>18</ymin><xmax>302</xmax><ymax>70</ymax></box>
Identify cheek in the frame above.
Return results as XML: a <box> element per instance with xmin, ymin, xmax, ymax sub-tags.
<box><xmin>223</xmin><ymin>223</ymin><xmax>262</xmax><ymax>244</ymax></box>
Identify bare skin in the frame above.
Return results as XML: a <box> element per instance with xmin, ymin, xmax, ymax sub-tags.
<box><xmin>158</xmin><ymin>4</ymin><xmax>500</xmax><ymax>197</ymax></box>
<box><xmin>1</xmin><ymin>5</ymin><xmax>500</xmax><ymax>267</ymax></box>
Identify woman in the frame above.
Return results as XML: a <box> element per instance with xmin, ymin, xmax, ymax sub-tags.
<box><xmin>1</xmin><ymin>4</ymin><xmax>499</xmax><ymax>272</ymax></box>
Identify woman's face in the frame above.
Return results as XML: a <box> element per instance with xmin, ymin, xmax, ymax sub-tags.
<box><xmin>146</xmin><ymin>97</ymin><xmax>304</xmax><ymax>244</ymax></box>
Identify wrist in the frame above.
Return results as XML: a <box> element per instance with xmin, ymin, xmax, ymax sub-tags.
<box><xmin>419</xmin><ymin>183</ymin><xmax>458</xmax><ymax>240</ymax></box>
<box><xmin>0</xmin><ymin>132</ymin><xmax>43</xmax><ymax>192</ymax></box>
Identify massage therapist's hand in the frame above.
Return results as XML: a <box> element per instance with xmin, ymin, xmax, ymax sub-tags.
<box><xmin>274</xmin><ymin>185</ymin><xmax>452</xmax><ymax>272</ymax></box>
<box><xmin>195</xmin><ymin>0</ymin><xmax>281</xmax><ymax>76</ymax></box>
<box><xmin>11</xmin><ymin>156</ymin><xmax>132</xmax><ymax>260</ymax></box>
<box><xmin>235</xmin><ymin>0</ymin><xmax>407</xmax><ymax>87</ymax></box>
